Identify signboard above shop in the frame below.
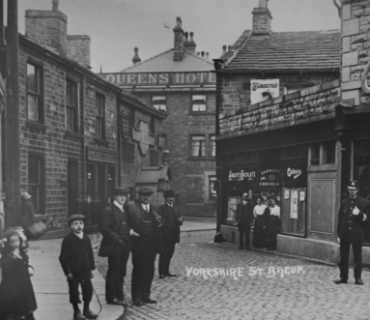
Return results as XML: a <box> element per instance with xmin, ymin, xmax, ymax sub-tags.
<box><xmin>250</xmin><ymin>79</ymin><xmax>280</xmax><ymax>104</ymax></box>
<box><xmin>101</xmin><ymin>72</ymin><xmax>216</xmax><ymax>87</ymax></box>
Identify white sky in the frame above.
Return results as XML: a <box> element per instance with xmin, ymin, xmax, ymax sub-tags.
<box><xmin>13</xmin><ymin>0</ymin><xmax>341</xmax><ymax>73</ymax></box>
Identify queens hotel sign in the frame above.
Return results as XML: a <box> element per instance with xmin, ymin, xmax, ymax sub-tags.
<box><xmin>102</xmin><ymin>72</ymin><xmax>216</xmax><ymax>87</ymax></box>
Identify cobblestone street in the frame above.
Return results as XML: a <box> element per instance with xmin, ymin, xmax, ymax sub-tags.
<box><xmin>96</xmin><ymin>231</ymin><xmax>370</xmax><ymax>320</ymax></box>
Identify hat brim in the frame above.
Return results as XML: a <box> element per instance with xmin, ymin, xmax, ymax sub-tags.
<box><xmin>347</xmin><ymin>186</ymin><xmax>358</xmax><ymax>190</ymax></box>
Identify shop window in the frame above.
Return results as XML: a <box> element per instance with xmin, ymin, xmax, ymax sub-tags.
<box><xmin>150</xmin><ymin>149</ymin><xmax>159</xmax><ymax>167</ymax></box>
<box><xmin>210</xmin><ymin>135</ymin><xmax>216</xmax><ymax>157</ymax></box>
<box><xmin>152</xmin><ymin>95</ymin><xmax>166</xmax><ymax>111</ymax></box>
<box><xmin>28</xmin><ymin>154</ymin><xmax>45</xmax><ymax>213</ymax></box>
<box><xmin>122</xmin><ymin>141</ymin><xmax>135</xmax><ymax>163</ymax></box>
<box><xmin>209</xmin><ymin>176</ymin><xmax>217</xmax><ymax>199</ymax></box>
<box><xmin>27</xmin><ymin>63</ymin><xmax>43</xmax><ymax>122</ymax></box>
<box><xmin>309</xmin><ymin>142</ymin><xmax>336</xmax><ymax>165</ymax></box>
<box><xmin>66</xmin><ymin>79</ymin><xmax>78</xmax><ymax>132</ymax></box>
<box><xmin>191</xmin><ymin>95</ymin><xmax>207</xmax><ymax>112</ymax></box>
<box><xmin>95</xmin><ymin>93</ymin><xmax>106</xmax><ymax>139</ymax></box>
<box><xmin>191</xmin><ymin>135</ymin><xmax>206</xmax><ymax>157</ymax></box>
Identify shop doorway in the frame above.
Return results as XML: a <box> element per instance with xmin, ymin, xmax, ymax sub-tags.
<box><xmin>86</xmin><ymin>163</ymin><xmax>115</xmax><ymax>226</ymax></box>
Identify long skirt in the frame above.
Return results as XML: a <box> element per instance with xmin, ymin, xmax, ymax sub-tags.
<box><xmin>266</xmin><ymin>216</ymin><xmax>281</xmax><ymax>250</ymax></box>
<box><xmin>252</xmin><ymin>215</ymin><xmax>268</xmax><ymax>248</ymax></box>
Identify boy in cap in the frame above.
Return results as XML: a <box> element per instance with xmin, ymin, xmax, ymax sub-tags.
<box><xmin>158</xmin><ymin>189</ymin><xmax>183</xmax><ymax>278</ymax></box>
<box><xmin>335</xmin><ymin>181</ymin><xmax>370</xmax><ymax>285</ymax></box>
<box><xmin>98</xmin><ymin>187</ymin><xmax>131</xmax><ymax>305</ymax></box>
<box><xmin>59</xmin><ymin>215</ymin><xmax>98</xmax><ymax>320</ymax></box>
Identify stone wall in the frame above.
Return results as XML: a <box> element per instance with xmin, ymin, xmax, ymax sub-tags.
<box><xmin>341</xmin><ymin>0</ymin><xmax>370</xmax><ymax>105</ymax></box>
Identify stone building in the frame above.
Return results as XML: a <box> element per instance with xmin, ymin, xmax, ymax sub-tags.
<box><xmin>100</xmin><ymin>17</ymin><xmax>217</xmax><ymax>217</ymax></box>
<box><xmin>2</xmin><ymin>0</ymin><xmax>165</xmax><ymax>230</ymax></box>
<box><xmin>213</xmin><ymin>0</ymin><xmax>370</xmax><ymax>262</ymax></box>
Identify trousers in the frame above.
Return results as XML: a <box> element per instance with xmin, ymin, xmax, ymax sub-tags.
<box><xmin>339</xmin><ymin>239</ymin><xmax>362</xmax><ymax>280</ymax></box>
<box><xmin>67</xmin><ymin>276</ymin><xmax>93</xmax><ymax>305</ymax></box>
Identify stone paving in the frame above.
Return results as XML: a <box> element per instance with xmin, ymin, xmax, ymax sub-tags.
<box><xmin>95</xmin><ymin>230</ymin><xmax>370</xmax><ymax>320</ymax></box>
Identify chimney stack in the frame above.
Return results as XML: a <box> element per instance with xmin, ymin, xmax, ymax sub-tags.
<box><xmin>25</xmin><ymin>0</ymin><xmax>68</xmax><ymax>56</ymax></box>
<box><xmin>132</xmin><ymin>47</ymin><xmax>141</xmax><ymax>64</ymax></box>
<box><xmin>184</xmin><ymin>31</ymin><xmax>196</xmax><ymax>53</ymax></box>
<box><xmin>173</xmin><ymin>16</ymin><xmax>184</xmax><ymax>61</ymax></box>
<box><xmin>252</xmin><ymin>0</ymin><xmax>272</xmax><ymax>35</ymax></box>
<box><xmin>67</xmin><ymin>35</ymin><xmax>91</xmax><ymax>68</ymax></box>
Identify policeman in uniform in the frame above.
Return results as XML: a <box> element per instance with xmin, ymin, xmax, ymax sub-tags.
<box><xmin>235</xmin><ymin>192</ymin><xmax>254</xmax><ymax>250</ymax></box>
<box><xmin>334</xmin><ymin>181</ymin><xmax>370</xmax><ymax>285</ymax></box>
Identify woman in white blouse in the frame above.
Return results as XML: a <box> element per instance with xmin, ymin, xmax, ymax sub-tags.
<box><xmin>266</xmin><ymin>198</ymin><xmax>282</xmax><ymax>251</ymax></box>
<box><xmin>252</xmin><ymin>197</ymin><xmax>268</xmax><ymax>248</ymax></box>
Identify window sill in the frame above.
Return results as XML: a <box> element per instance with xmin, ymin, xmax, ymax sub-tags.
<box><xmin>93</xmin><ymin>137</ymin><xmax>109</xmax><ymax>147</ymax></box>
<box><xmin>64</xmin><ymin>130</ymin><xmax>80</xmax><ymax>140</ymax></box>
<box><xmin>188</xmin><ymin>112</ymin><xmax>216</xmax><ymax>116</ymax></box>
<box><xmin>27</xmin><ymin>121</ymin><xmax>47</xmax><ymax>132</ymax></box>
<box><xmin>187</xmin><ymin>157</ymin><xmax>216</xmax><ymax>161</ymax></box>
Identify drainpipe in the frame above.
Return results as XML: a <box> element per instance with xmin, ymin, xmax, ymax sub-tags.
<box><xmin>5</xmin><ymin>0</ymin><xmax>20</xmax><ymax>227</ymax></box>
<box><xmin>116</xmin><ymin>93</ymin><xmax>121</xmax><ymax>186</ymax></box>
<box><xmin>80</xmin><ymin>75</ymin><xmax>86</xmax><ymax>204</ymax></box>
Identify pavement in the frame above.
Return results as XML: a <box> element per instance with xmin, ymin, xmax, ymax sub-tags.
<box><xmin>96</xmin><ymin>230</ymin><xmax>370</xmax><ymax>320</ymax></box>
<box><xmin>0</xmin><ymin>217</ymin><xmax>215</xmax><ymax>320</ymax></box>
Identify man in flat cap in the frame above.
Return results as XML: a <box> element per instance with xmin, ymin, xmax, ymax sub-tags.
<box><xmin>158</xmin><ymin>189</ymin><xmax>183</xmax><ymax>279</ymax></box>
<box><xmin>335</xmin><ymin>181</ymin><xmax>370</xmax><ymax>285</ymax></box>
<box><xmin>126</xmin><ymin>187</ymin><xmax>162</xmax><ymax>306</ymax></box>
<box><xmin>98</xmin><ymin>187</ymin><xmax>131</xmax><ymax>305</ymax></box>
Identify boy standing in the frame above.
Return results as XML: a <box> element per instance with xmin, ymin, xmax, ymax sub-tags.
<box><xmin>59</xmin><ymin>214</ymin><xmax>99</xmax><ymax>320</ymax></box>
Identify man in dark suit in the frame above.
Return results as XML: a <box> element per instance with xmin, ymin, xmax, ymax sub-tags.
<box><xmin>98</xmin><ymin>187</ymin><xmax>131</xmax><ymax>305</ymax></box>
<box><xmin>335</xmin><ymin>181</ymin><xmax>370</xmax><ymax>285</ymax></box>
<box><xmin>158</xmin><ymin>189</ymin><xmax>183</xmax><ymax>279</ymax></box>
<box><xmin>126</xmin><ymin>187</ymin><xmax>162</xmax><ymax>307</ymax></box>
<box><xmin>235</xmin><ymin>192</ymin><xmax>254</xmax><ymax>250</ymax></box>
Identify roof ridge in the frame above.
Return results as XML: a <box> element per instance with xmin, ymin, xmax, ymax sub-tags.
<box><xmin>121</xmin><ymin>48</ymin><xmax>175</xmax><ymax>72</ymax></box>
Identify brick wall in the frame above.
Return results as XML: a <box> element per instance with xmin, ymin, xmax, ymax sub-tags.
<box><xmin>67</xmin><ymin>35</ymin><xmax>91</xmax><ymax>68</ymax></box>
<box><xmin>19</xmin><ymin>43</ymin><xmax>119</xmax><ymax>227</ymax></box>
<box><xmin>341</xmin><ymin>0</ymin><xmax>370</xmax><ymax>105</ymax></box>
<box><xmin>131</xmin><ymin>90</ymin><xmax>217</xmax><ymax>217</ymax></box>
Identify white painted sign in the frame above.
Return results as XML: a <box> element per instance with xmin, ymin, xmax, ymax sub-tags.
<box><xmin>250</xmin><ymin>79</ymin><xmax>280</xmax><ymax>104</ymax></box>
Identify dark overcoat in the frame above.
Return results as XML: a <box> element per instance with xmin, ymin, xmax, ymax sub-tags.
<box><xmin>235</xmin><ymin>201</ymin><xmax>254</xmax><ymax>231</ymax></box>
<box><xmin>98</xmin><ymin>203</ymin><xmax>131</xmax><ymax>257</ymax></box>
<box><xmin>21</xmin><ymin>199</ymin><xmax>34</xmax><ymax>229</ymax></box>
<box><xmin>126</xmin><ymin>199</ymin><xmax>162</xmax><ymax>252</ymax></box>
<box><xmin>0</xmin><ymin>251</ymin><xmax>37</xmax><ymax>316</ymax></box>
<box><xmin>158</xmin><ymin>203</ymin><xmax>182</xmax><ymax>243</ymax></box>
<box><xmin>59</xmin><ymin>231</ymin><xmax>95</xmax><ymax>278</ymax></box>
<box><xmin>337</xmin><ymin>196</ymin><xmax>370</xmax><ymax>242</ymax></box>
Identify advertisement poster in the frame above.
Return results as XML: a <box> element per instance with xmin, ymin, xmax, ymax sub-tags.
<box><xmin>290</xmin><ymin>190</ymin><xmax>298</xmax><ymax>219</ymax></box>
<box><xmin>250</xmin><ymin>79</ymin><xmax>280</xmax><ymax>104</ymax></box>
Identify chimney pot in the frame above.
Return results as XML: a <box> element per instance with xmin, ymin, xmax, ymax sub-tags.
<box><xmin>52</xmin><ymin>0</ymin><xmax>59</xmax><ymax>11</ymax></box>
<box><xmin>132</xmin><ymin>47</ymin><xmax>141</xmax><ymax>65</ymax></box>
<box><xmin>197</xmin><ymin>52</ymin><xmax>200</xmax><ymax>56</ymax></box>
<box><xmin>184</xmin><ymin>32</ymin><xmax>189</xmax><ymax>41</ymax></box>
<box><xmin>201</xmin><ymin>51</ymin><xmax>204</xmax><ymax>57</ymax></box>
<box><xmin>259</xmin><ymin>0</ymin><xmax>269</xmax><ymax>8</ymax></box>
<box><xmin>206</xmin><ymin>52</ymin><xmax>209</xmax><ymax>59</ymax></box>
<box><xmin>227</xmin><ymin>45</ymin><xmax>232</xmax><ymax>52</ymax></box>
<box><xmin>222</xmin><ymin>45</ymin><xmax>227</xmax><ymax>54</ymax></box>
<box><xmin>173</xmin><ymin>16</ymin><xmax>184</xmax><ymax>61</ymax></box>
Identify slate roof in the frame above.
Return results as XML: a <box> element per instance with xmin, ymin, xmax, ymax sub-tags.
<box><xmin>121</xmin><ymin>48</ymin><xmax>214</xmax><ymax>73</ymax></box>
<box><xmin>223</xmin><ymin>30</ymin><xmax>341</xmax><ymax>72</ymax></box>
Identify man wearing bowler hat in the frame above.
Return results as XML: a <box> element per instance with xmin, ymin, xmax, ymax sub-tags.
<box><xmin>126</xmin><ymin>187</ymin><xmax>162</xmax><ymax>306</ymax></box>
<box><xmin>98</xmin><ymin>187</ymin><xmax>131</xmax><ymax>305</ymax></box>
<box><xmin>158</xmin><ymin>189</ymin><xmax>183</xmax><ymax>279</ymax></box>
<box><xmin>335</xmin><ymin>181</ymin><xmax>370</xmax><ymax>285</ymax></box>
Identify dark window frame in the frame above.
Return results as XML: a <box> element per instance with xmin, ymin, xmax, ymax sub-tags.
<box><xmin>95</xmin><ymin>92</ymin><xmax>106</xmax><ymax>139</ymax></box>
<box><xmin>66</xmin><ymin>79</ymin><xmax>79</xmax><ymax>132</ymax></box>
<box><xmin>26</xmin><ymin>61</ymin><xmax>44</xmax><ymax>123</ymax></box>
<box><xmin>150</xmin><ymin>149</ymin><xmax>159</xmax><ymax>167</ymax></box>
<box><xmin>210</xmin><ymin>134</ymin><xmax>216</xmax><ymax>158</ymax></box>
<box><xmin>28</xmin><ymin>153</ymin><xmax>45</xmax><ymax>214</ymax></box>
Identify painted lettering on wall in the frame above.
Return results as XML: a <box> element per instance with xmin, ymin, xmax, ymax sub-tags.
<box><xmin>101</xmin><ymin>72</ymin><xmax>216</xmax><ymax>87</ymax></box>
<box><xmin>287</xmin><ymin>168</ymin><xmax>302</xmax><ymax>179</ymax></box>
<box><xmin>220</xmin><ymin>87</ymin><xmax>341</xmax><ymax>136</ymax></box>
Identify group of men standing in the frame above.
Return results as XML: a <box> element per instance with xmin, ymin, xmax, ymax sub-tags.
<box><xmin>98</xmin><ymin>187</ymin><xmax>182</xmax><ymax>307</ymax></box>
